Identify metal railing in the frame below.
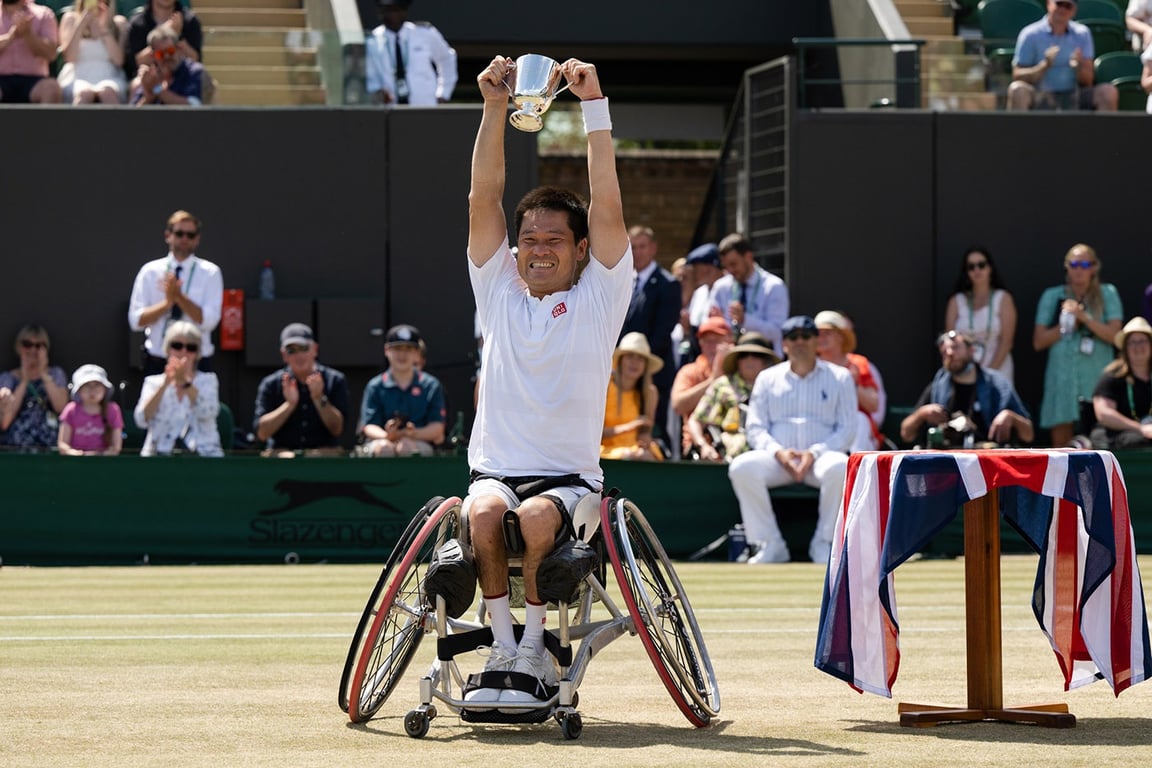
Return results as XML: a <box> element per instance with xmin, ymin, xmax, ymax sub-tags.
<box><xmin>793</xmin><ymin>37</ymin><xmax>925</xmax><ymax>109</ymax></box>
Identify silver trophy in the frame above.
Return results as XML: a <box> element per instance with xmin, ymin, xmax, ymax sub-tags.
<box><xmin>505</xmin><ymin>54</ymin><xmax>570</xmax><ymax>132</ymax></box>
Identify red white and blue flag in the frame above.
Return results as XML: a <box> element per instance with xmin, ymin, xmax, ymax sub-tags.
<box><xmin>815</xmin><ymin>450</ymin><xmax>1152</xmax><ymax>698</ymax></box>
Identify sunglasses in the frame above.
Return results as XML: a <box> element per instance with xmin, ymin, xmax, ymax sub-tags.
<box><xmin>20</xmin><ymin>340</ymin><xmax>48</xmax><ymax>350</ymax></box>
<box><xmin>967</xmin><ymin>261</ymin><xmax>989</xmax><ymax>271</ymax></box>
<box><xmin>784</xmin><ymin>331</ymin><xmax>816</xmax><ymax>341</ymax></box>
<box><xmin>169</xmin><ymin>341</ymin><xmax>199</xmax><ymax>352</ymax></box>
<box><xmin>284</xmin><ymin>344</ymin><xmax>311</xmax><ymax>354</ymax></box>
<box><xmin>153</xmin><ymin>46</ymin><xmax>177</xmax><ymax>60</ymax></box>
<box><xmin>1054</xmin><ymin>0</ymin><xmax>1075</xmax><ymax>7</ymax></box>
<box><xmin>169</xmin><ymin>229</ymin><xmax>199</xmax><ymax>239</ymax></box>
<box><xmin>1067</xmin><ymin>259</ymin><xmax>1095</xmax><ymax>269</ymax></box>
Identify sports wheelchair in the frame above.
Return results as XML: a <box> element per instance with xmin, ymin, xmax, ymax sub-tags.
<box><xmin>338</xmin><ymin>489</ymin><xmax>720</xmax><ymax>740</ymax></box>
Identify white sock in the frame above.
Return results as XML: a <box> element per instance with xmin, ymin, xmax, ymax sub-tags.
<box><xmin>484</xmin><ymin>593</ymin><xmax>517</xmax><ymax>648</ymax></box>
<box><xmin>521</xmin><ymin>600</ymin><xmax>547</xmax><ymax>650</ymax></box>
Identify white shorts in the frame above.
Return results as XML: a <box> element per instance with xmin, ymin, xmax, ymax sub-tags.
<box><xmin>462</xmin><ymin>477</ymin><xmax>592</xmax><ymax>519</ymax></box>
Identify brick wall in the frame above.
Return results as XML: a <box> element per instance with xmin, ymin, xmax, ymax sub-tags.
<box><xmin>539</xmin><ymin>149</ymin><xmax>719</xmax><ymax>268</ymax></box>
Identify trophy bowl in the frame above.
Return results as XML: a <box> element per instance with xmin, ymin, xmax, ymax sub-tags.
<box><xmin>506</xmin><ymin>54</ymin><xmax>569</xmax><ymax>133</ymax></box>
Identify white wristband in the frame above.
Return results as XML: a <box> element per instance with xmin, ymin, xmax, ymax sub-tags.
<box><xmin>581</xmin><ymin>97</ymin><xmax>612</xmax><ymax>134</ymax></box>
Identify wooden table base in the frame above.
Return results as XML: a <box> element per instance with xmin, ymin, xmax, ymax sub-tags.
<box><xmin>897</xmin><ymin>492</ymin><xmax>1076</xmax><ymax>729</ymax></box>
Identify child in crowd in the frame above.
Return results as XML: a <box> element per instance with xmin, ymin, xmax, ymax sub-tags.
<box><xmin>58</xmin><ymin>364</ymin><xmax>123</xmax><ymax>456</ymax></box>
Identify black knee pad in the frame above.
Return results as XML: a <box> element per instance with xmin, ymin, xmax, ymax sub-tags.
<box><xmin>423</xmin><ymin>538</ymin><xmax>477</xmax><ymax>619</ymax></box>
<box><xmin>536</xmin><ymin>539</ymin><xmax>599</xmax><ymax>605</ymax></box>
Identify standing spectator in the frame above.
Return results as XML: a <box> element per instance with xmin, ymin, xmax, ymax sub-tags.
<box><xmin>686</xmin><ymin>331</ymin><xmax>778</xmax><ymax>462</ymax></box>
<box><xmin>671</xmin><ymin>316</ymin><xmax>734</xmax><ymax>457</ymax></box>
<box><xmin>620</xmin><ymin>225</ymin><xmax>679</xmax><ymax>442</ymax></box>
<box><xmin>1142</xmin><ymin>279</ymin><xmax>1152</xmax><ymax>324</ymax></box>
<box><xmin>1127</xmin><ymin>0</ymin><xmax>1152</xmax><ymax>52</ymax></box>
<box><xmin>133</xmin><ymin>321</ymin><xmax>223</xmax><ymax>457</ymax></box>
<box><xmin>358</xmin><ymin>324</ymin><xmax>446</xmax><ymax>457</ymax></box>
<box><xmin>814</xmin><ymin>310</ymin><xmax>886</xmax><ymax>452</ymax></box>
<box><xmin>1033</xmin><ymin>243</ymin><xmax>1123</xmax><ymax>447</ymax></box>
<box><xmin>366</xmin><ymin>0</ymin><xmax>456</xmax><ymax>106</ymax></box>
<box><xmin>727</xmin><ymin>316</ymin><xmax>857</xmax><ymax>564</ymax></box>
<box><xmin>0</xmin><ymin>0</ymin><xmax>63</xmax><ymax>103</ymax></box>
<box><xmin>128</xmin><ymin>210</ymin><xmax>223</xmax><ymax>375</ymax></box>
<box><xmin>254</xmin><ymin>323</ymin><xmax>348</xmax><ymax>455</ymax></box>
<box><xmin>668</xmin><ymin>254</ymin><xmax>695</xmax><ymax>370</ymax></box>
<box><xmin>601</xmin><ymin>332</ymin><xmax>664</xmax><ymax>461</ymax></box>
<box><xmin>944</xmin><ymin>245</ymin><xmax>1017</xmax><ymax>383</ymax></box>
<box><xmin>57</xmin><ymin>0</ymin><xmax>127</xmax><ymax>104</ymax></box>
<box><xmin>1007</xmin><ymin>0</ymin><xmax>1118</xmax><ymax>111</ymax></box>
<box><xmin>0</xmin><ymin>325</ymin><xmax>69</xmax><ymax>450</ymax></box>
<box><xmin>58</xmin><ymin>364</ymin><xmax>123</xmax><ymax>456</ymax></box>
<box><xmin>675</xmin><ymin>242</ymin><xmax>724</xmax><ymax>365</ymax></box>
<box><xmin>1090</xmin><ymin>317</ymin><xmax>1152</xmax><ymax>449</ymax></box>
<box><xmin>1142</xmin><ymin>46</ymin><xmax>1152</xmax><ymax>112</ymax></box>
<box><xmin>123</xmin><ymin>0</ymin><xmax>199</xmax><ymax>80</ymax></box>
<box><xmin>708</xmin><ymin>233</ymin><xmax>789</xmax><ymax>352</ymax></box>
<box><xmin>130</xmin><ymin>24</ymin><xmax>203</xmax><ymax>105</ymax></box>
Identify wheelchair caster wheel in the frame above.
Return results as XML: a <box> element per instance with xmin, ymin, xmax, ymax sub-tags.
<box><xmin>560</xmin><ymin>712</ymin><xmax>583</xmax><ymax>740</ymax></box>
<box><xmin>404</xmin><ymin>710</ymin><xmax>430</xmax><ymax>739</ymax></box>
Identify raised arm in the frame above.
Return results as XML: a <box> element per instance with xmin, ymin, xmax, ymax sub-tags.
<box><xmin>562</xmin><ymin>59</ymin><xmax>628</xmax><ymax>270</ymax></box>
<box><xmin>467</xmin><ymin>55</ymin><xmax>513</xmax><ymax>267</ymax></box>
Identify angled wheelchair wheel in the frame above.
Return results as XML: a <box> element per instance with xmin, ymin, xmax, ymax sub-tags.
<box><xmin>342</xmin><ymin>496</ymin><xmax>462</xmax><ymax>723</ymax></box>
<box><xmin>602</xmin><ymin>496</ymin><xmax>721</xmax><ymax>727</ymax></box>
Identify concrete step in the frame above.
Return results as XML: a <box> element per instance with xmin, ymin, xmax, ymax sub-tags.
<box><xmin>212</xmin><ymin>83</ymin><xmax>326</xmax><ymax>105</ymax></box>
<box><xmin>922</xmin><ymin>52</ymin><xmax>987</xmax><ymax>92</ymax></box>
<box><xmin>921</xmin><ymin>35</ymin><xmax>967</xmax><ymax>55</ymax></box>
<box><xmin>203</xmin><ymin>44</ymin><xmax>317</xmax><ymax>67</ymax></box>
<box><xmin>209</xmin><ymin>64</ymin><xmax>321</xmax><ymax>86</ymax></box>
<box><xmin>924</xmin><ymin>91</ymin><xmax>999</xmax><ymax>110</ymax></box>
<box><xmin>194</xmin><ymin>0</ymin><xmax>300</xmax><ymax>8</ymax></box>
<box><xmin>903</xmin><ymin>16</ymin><xmax>954</xmax><ymax>36</ymax></box>
<box><xmin>195</xmin><ymin>8</ymin><xmax>307</xmax><ymax>27</ymax></box>
<box><xmin>894</xmin><ymin>0</ymin><xmax>952</xmax><ymax>17</ymax></box>
<box><xmin>204</xmin><ymin>26</ymin><xmax>307</xmax><ymax>46</ymax></box>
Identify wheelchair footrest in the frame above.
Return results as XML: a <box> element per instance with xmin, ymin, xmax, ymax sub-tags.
<box><xmin>437</xmin><ymin>626</ymin><xmax>573</xmax><ymax>667</ymax></box>
<box><xmin>463</xmin><ymin>670</ymin><xmax>558</xmax><ymax>703</ymax></box>
<box><xmin>459</xmin><ymin>706</ymin><xmax>553</xmax><ymax>725</ymax></box>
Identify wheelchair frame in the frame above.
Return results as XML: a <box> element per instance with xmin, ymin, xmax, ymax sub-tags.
<box><xmin>338</xmin><ymin>491</ymin><xmax>720</xmax><ymax>740</ymax></box>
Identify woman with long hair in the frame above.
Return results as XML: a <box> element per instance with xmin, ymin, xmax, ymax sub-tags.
<box><xmin>601</xmin><ymin>332</ymin><xmax>664</xmax><ymax>461</ymax></box>
<box><xmin>1091</xmin><ymin>317</ymin><xmax>1152</xmax><ymax>450</ymax></box>
<box><xmin>944</xmin><ymin>245</ymin><xmax>1017</xmax><ymax>383</ymax></box>
<box><xmin>1033</xmin><ymin>243</ymin><xmax>1123</xmax><ymax>447</ymax></box>
<box><xmin>57</xmin><ymin>0</ymin><xmax>128</xmax><ymax>104</ymax></box>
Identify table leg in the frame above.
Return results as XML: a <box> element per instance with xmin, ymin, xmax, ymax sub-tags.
<box><xmin>898</xmin><ymin>493</ymin><xmax>1075</xmax><ymax>728</ymax></box>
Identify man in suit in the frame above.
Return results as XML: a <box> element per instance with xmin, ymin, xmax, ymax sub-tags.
<box><xmin>620</xmin><ymin>225</ymin><xmax>681</xmax><ymax>445</ymax></box>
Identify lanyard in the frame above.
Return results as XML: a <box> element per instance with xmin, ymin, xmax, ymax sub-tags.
<box><xmin>1126</xmin><ymin>378</ymin><xmax>1151</xmax><ymax>419</ymax></box>
<box><xmin>729</xmin><ymin>269</ymin><xmax>761</xmax><ymax>311</ymax></box>
<box><xmin>963</xmin><ymin>290</ymin><xmax>994</xmax><ymax>339</ymax></box>
<box><xmin>168</xmin><ymin>256</ymin><xmax>197</xmax><ymax>292</ymax></box>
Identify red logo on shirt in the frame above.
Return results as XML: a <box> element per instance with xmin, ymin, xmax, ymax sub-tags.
<box><xmin>552</xmin><ymin>302</ymin><xmax>567</xmax><ymax>318</ymax></box>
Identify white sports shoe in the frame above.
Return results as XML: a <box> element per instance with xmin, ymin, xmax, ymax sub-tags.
<box><xmin>497</xmin><ymin>641</ymin><xmax>558</xmax><ymax>712</ymax></box>
<box><xmin>462</xmin><ymin>640</ymin><xmax>518</xmax><ymax>711</ymax></box>
<box><xmin>746</xmin><ymin>538</ymin><xmax>790</xmax><ymax>564</ymax></box>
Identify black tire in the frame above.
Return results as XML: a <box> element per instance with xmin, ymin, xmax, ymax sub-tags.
<box><xmin>602</xmin><ymin>497</ymin><xmax>721</xmax><ymax>727</ymax></box>
<box><xmin>344</xmin><ymin>496</ymin><xmax>462</xmax><ymax>723</ymax></box>
<box><xmin>560</xmin><ymin>711</ymin><xmax>583</xmax><ymax>740</ymax></box>
<box><xmin>404</xmin><ymin>710</ymin><xmax>430</xmax><ymax>739</ymax></box>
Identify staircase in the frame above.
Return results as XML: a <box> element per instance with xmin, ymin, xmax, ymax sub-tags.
<box><xmin>196</xmin><ymin>0</ymin><xmax>327</xmax><ymax>106</ymax></box>
<box><xmin>894</xmin><ymin>0</ymin><xmax>998</xmax><ymax>110</ymax></box>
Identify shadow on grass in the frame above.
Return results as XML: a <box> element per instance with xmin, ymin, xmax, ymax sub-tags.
<box><xmin>843</xmin><ymin>716</ymin><xmax>1152</xmax><ymax>745</ymax></box>
<box><xmin>350</xmin><ymin>716</ymin><xmax>865</xmax><ymax>756</ymax></box>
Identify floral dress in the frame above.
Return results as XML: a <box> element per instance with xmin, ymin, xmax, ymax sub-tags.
<box><xmin>0</xmin><ymin>368</ymin><xmax>67</xmax><ymax>449</ymax></box>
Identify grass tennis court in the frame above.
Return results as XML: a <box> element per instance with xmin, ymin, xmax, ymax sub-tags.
<box><xmin>3</xmin><ymin>556</ymin><xmax>1151</xmax><ymax>767</ymax></box>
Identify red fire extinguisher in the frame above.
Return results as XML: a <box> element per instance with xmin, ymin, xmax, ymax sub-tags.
<box><xmin>220</xmin><ymin>289</ymin><xmax>244</xmax><ymax>351</ymax></box>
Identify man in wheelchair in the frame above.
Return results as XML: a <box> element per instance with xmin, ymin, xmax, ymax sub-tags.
<box><xmin>461</xmin><ymin>56</ymin><xmax>632</xmax><ymax>711</ymax></box>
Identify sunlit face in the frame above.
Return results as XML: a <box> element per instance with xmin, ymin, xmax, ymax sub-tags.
<box><xmin>938</xmin><ymin>333</ymin><xmax>972</xmax><ymax>373</ymax></box>
<box><xmin>281</xmin><ymin>341</ymin><xmax>317</xmax><ymax>376</ymax></box>
<box><xmin>965</xmin><ymin>251</ymin><xmax>991</xmax><ymax>285</ymax></box>
<box><xmin>17</xmin><ymin>335</ymin><xmax>48</xmax><ymax>366</ymax></box>
<box><xmin>165</xmin><ymin>218</ymin><xmax>199</xmax><ymax>258</ymax></box>
<box><xmin>1064</xmin><ymin>248</ymin><xmax>1097</xmax><ymax>288</ymax></box>
<box><xmin>699</xmin><ymin>331</ymin><xmax>734</xmax><ymax>360</ymax></box>
<box><xmin>816</xmin><ymin>327</ymin><xmax>844</xmax><ymax>358</ymax></box>
<box><xmin>782</xmin><ymin>329</ymin><xmax>817</xmax><ymax>363</ymax></box>
<box><xmin>629</xmin><ymin>233</ymin><xmax>657</xmax><ymax>271</ymax></box>
<box><xmin>619</xmin><ymin>352</ymin><xmax>648</xmax><ymax>381</ymax></box>
<box><xmin>167</xmin><ymin>336</ymin><xmax>201</xmax><ymax>364</ymax></box>
<box><xmin>77</xmin><ymin>381</ymin><xmax>107</xmax><ymax>407</ymax></box>
<box><xmin>1126</xmin><ymin>333</ymin><xmax>1152</xmax><ymax>368</ymax></box>
<box><xmin>737</xmin><ymin>353</ymin><xmax>771</xmax><ymax>383</ymax></box>
<box><xmin>384</xmin><ymin>343</ymin><xmax>420</xmax><ymax>374</ymax></box>
<box><xmin>720</xmin><ymin>249</ymin><xmax>753</xmax><ymax>284</ymax></box>
<box><xmin>516</xmin><ymin>209</ymin><xmax>587</xmax><ymax>299</ymax></box>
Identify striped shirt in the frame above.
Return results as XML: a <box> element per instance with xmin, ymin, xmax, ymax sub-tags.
<box><xmin>745</xmin><ymin>359</ymin><xmax>857</xmax><ymax>459</ymax></box>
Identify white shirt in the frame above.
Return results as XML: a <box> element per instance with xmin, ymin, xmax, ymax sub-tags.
<box><xmin>134</xmin><ymin>370</ymin><xmax>224</xmax><ymax>456</ymax></box>
<box><xmin>468</xmin><ymin>239</ymin><xmax>632</xmax><ymax>484</ymax></box>
<box><xmin>366</xmin><ymin>21</ymin><xmax>457</xmax><ymax>106</ymax></box>
<box><xmin>128</xmin><ymin>253</ymin><xmax>224</xmax><ymax>359</ymax></box>
<box><xmin>745</xmin><ymin>359</ymin><xmax>857</xmax><ymax>459</ymax></box>
<box><xmin>708</xmin><ymin>266</ymin><xmax>790</xmax><ymax>350</ymax></box>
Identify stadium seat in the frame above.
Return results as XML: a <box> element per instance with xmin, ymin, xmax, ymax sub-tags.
<box><xmin>1094</xmin><ymin>50</ymin><xmax>1142</xmax><ymax>83</ymax></box>
<box><xmin>1081</xmin><ymin>18</ymin><xmax>1128</xmax><ymax>54</ymax></box>
<box><xmin>1114</xmin><ymin>78</ymin><xmax>1148</xmax><ymax>110</ymax></box>
<box><xmin>217</xmin><ymin>402</ymin><xmax>235</xmax><ymax>451</ymax></box>
<box><xmin>1075</xmin><ymin>0</ymin><xmax>1125</xmax><ymax>23</ymax></box>
<box><xmin>978</xmin><ymin>0</ymin><xmax>1046</xmax><ymax>74</ymax></box>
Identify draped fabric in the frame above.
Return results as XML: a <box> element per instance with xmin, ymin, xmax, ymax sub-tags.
<box><xmin>815</xmin><ymin>450</ymin><xmax>1152</xmax><ymax>698</ymax></box>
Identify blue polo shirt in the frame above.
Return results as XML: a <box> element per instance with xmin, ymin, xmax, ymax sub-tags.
<box><xmin>358</xmin><ymin>369</ymin><xmax>446</xmax><ymax>432</ymax></box>
<box><xmin>1014</xmin><ymin>17</ymin><xmax>1094</xmax><ymax>93</ymax></box>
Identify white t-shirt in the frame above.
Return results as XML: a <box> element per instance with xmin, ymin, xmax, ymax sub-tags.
<box><xmin>468</xmin><ymin>239</ymin><xmax>632</xmax><ymax>484</ymax></box>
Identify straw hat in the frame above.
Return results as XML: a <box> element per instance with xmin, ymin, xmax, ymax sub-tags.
<box><xmin>1114</xmin><ymin>316</ymin><xmax>1152</xmax><ymax>350</ymax></box>
<box><xmin>722</xmin><ymin>332</ymin><xmax>780</xmax><ymax>376</ymax></box>
<box><xmin>814</xmin><ymin>310</ymin><xmax>857</xmax><ymax>353</ymax></box>
<box><xmin>613</xmin><ymin>332</ymin><xmax>664</xmax><ymax>374</ymax></box>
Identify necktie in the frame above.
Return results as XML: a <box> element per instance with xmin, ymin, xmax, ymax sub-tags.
<box><xmin>171</xmin><ymin>265</ymin><xmax>184</xmax><ymax>320</ymax></box>
<box><xmin>739</xmin><ymin>280</ymin><xmax>748</xmax><ymax>310</ymax></box>
<box><xmin>393</xmin><ymin>31</ymin><xmax>407</xmax><ymax>104</ymax></box>
<box><xmin>633</xmin><ymin>272</ymin><xmax>642</xmax><ymax>298</ymax></box>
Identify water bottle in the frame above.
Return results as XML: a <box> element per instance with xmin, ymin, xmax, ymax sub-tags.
<box><xmin>1059</xmin><ymin>307</ymin><xmax>1076</xmax><ymax>337</ymax></box>
<box><xmin>727</xmin><ymin>524</ymin><xmax>747</xmax><ymax>561</ymax></box>
<box><xmin>258</xmin><ymin>260</ymin><xmax>276</xmax><ymax>300</ymax></box>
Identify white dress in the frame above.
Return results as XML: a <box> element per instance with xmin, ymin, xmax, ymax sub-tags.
<box><xmin>952</xmin><ymin>289</ymin><xmax>1014</xmax><ymax>383</ymax></box>
<box><xmin>58</xmin><ymin>37</ymin><xmax>126</xmax><ymax>101</ymax></box>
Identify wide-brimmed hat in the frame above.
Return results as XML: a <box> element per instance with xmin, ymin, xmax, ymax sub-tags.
<box><xmin>814</xmin><ymin>310</ymin><xmax>857</xmax><ymax>353</ymax></box>
<box><xmin>71</xmin><ymin>363</ymin><xmax>112</xmax><ymax>396</ymax></box>
<box><xmin>722</xmin><ymin>332</ymin><xmax>780</xmax><ymax>376</ymax></box>
<box><xmin>1115</xmin><ymin>316</ymin><xmax>1152</xmax><ymax>350</ymax></box>
<box><xmin>613</xmin><ymin>332</ymin><xmax>664</xmax><ymax>374</ymax></box>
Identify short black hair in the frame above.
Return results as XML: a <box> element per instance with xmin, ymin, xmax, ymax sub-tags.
<box><xmin>513</xmin><ymin>186</ymin><xmax>589</xmax><ymax>245</ymax></box>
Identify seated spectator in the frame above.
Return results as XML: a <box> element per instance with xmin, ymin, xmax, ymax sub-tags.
<box><xmin>124</xmin><ymin>0</ymin><xmax>200</xmax><ymax>81</ymax></box>
<box><xmin>58</xmin><ymin>364</ymin><xmax>123</xmax><ymax>456</ymax></box>
<box><xmin>358</xmin><ymin>324</ymin><xmax>445</xmax><ymax>457</ymax></box>
<box><xmin>1090</xmin><ymin>317</ymin><xmax>1152</xmax><ymax>449</ymax></box>
<box><xmin>901</xmin><ymin>330</ymin><xmax>1034</xmax><ymax>448</ymax></box>
<box><xmin>0</xmin><ymin>0</ymin><xmax>63</xmax><ymax>103</ymax></box>
<box><xmin>686</xmin><ymin>332</ymin><xmax>778</xmax><ymax>462</ymax></box>
<box><xmin>254</xmin><ymin>323</ymin><xmax>348</xmax><ymax>455</ymax></box>
<box><xmin>57</xmin><ymin>0</ymin><xmax>127</xmax><ymax>104</ymax></box>
<box><xmin>671</xmin><ymin>316</ymin><xmax>734</xmax><ymax>457</ymax></box>
<box><xmin>814</xmin><ymin>310</ymin><xmax>886</xmax><ymax>452</ymax></box>
<box><xmin>1007</xmin><ymin>0</ymin><xmax>1118</xmax><ymax>111</ymax></box>
<box><xmin>133</xmin><ymin>320</ymin><xmax>223</xmax><ymax>457</ymax></box>
<box><xmin>1142</xmin><ymin>45</ymin><xmax>1152</xmax><ymax>113</ymax></box>
<box><xmin>1127</xmin><ymin>0</ymin><xmax>1152</xmax><ymax>52</ymax></box>
<box><xmin>0</xmin><ymin>325</ymin><xmax>69</xmax><ymax>450</ymax></box>
<box><xmin>944</xmin><ymin>245</ymin><xmax>1017</xmax><ymax>383</ymax></box>
<box><xmin>708</xmin><ymin>233</ymin><xmax>789</xmax><ymax>351</ymax></box>
<box><xmin>601</xmin><ymin>332</ymin><xmax>664</xmax><ymax>461</ymax></box>
<box><xmin>131</xmin><ymin>23</ymin><xmax>203</xmax><ymax>105</ymax></box>
<box><xmin>727</xmin><ymin>316</ymin><xmax>857</xmax><ymax>564</ymax></box>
